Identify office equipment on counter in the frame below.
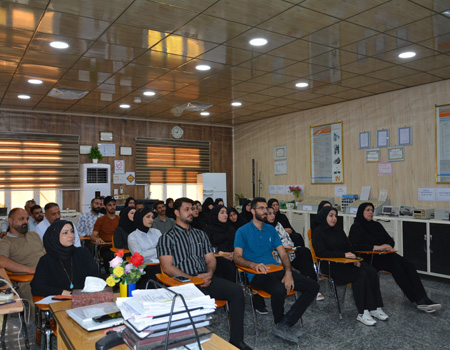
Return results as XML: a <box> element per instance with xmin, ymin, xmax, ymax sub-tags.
<box><xmin>298</xmin><ymin>197</ymin><xmax>334</xmax><ymax>212</ymax></box>
<box><xmin>341</xmin><ymin>194</ymin><xmax>358</xmax><ymax>213</ymax></box>
<box><xmin>67</xmin><ymin>302</ymin><xmax>124</xmax><ymax>331</ymax></box>
<box><xmin>413</xmin><ymin>208</ymin><xmax>434</xmax><ymax>219</ymax></box>
<box><xmin>382</xmin><ymin>206</ymin><xmax>400</xmax><ymax>216</ymax></box>
<box><xmin>435</xmin><ymin>209</ymin><xmax>450</xmax><ymax>221</ymax></box>
<box><xmin>399</xmin><ymin>206</ymin><xmax>414</xmax><ymax>217</ymax></box>
<box><xmin>346</xmin><ymin>199</ymin><xmax>390</xmax><ymax>215</ymax></box>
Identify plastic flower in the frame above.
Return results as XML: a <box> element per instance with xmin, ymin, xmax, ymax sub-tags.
<box><xmin>115</xmin><ymin>249</ymin><xmax>124</xmax><ymax>258</ymax></box>
<box><xmin>109</xmin><ymin>256</ymin><xmax>123</xmax><ymax>268</ymax></box>
<box><xmin>130</xmin><ymin>252</ymin><xmax>145</xmax><ymax>267</ymax></box>
<box><xmin>106</xmin><ymin>276</ymin><xmax>116</xmax><ymax>287</ymax></box>
<box><xmin>124</xmin><ymin>263</ymin><xmax>133</xmax><ymax>274</ymax></box>
<box><xmin>113</xmin><ymin>266</ymin><xmax>124</xmax><ymax>278</ymax></box>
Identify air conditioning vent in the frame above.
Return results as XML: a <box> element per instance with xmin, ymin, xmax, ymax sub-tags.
<box><xmin>86</xmin><ymin>168</ymin><xmax>108</xmax><ymax>183</ymax></box>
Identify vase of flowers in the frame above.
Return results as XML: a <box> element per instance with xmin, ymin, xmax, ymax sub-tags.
<box><xmin>288</xmin><ymin>186</ymin><xmax>302</xmax><ymax>209</ymax></box>
<box><xmin>106</xmin><ymin>250</ymin><xmax>146</xmax><ymax>297</ymax></box>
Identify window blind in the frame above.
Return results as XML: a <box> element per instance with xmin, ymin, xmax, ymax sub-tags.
<box><xmin>0</xmin><ymin>132</ymin><xmax>80</xmax><ymax>190</ymax></box>
<box><xmin>136</xmin><ymin>137</ymin><xmax>210</xmax><ymax>184</ymax></box>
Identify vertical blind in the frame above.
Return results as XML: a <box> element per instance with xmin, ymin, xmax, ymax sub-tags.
<box><xmin>0</xmin><ymin>132</ymin><xmax>80</xmax><ymax>189</ymax></box>
<box><xmin>135</xmin><ymin>137</ymin><xmax>210</xmax><ymax>184</ymax></box>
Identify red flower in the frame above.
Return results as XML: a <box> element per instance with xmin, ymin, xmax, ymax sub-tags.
<box><xmin>130</xmin><ymin>252</ymin><xmax>144</xmax><ymax>267</ymax></box>
<box><xmin>115</xmin><ymin>249</ymin><xmax>124</xmax><ymax>258</ymax></box>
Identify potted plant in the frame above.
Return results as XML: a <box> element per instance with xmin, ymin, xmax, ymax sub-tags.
<box><xmin>88</xmin><ymin>146</ymin><xmax>103</xmax><ymax>163</ymax></box>
<box><xmin>235</xmin><ymin>193</ymin><xmax>245</xmax><ymax>206</ymax></box>
<box><xmin>288</xmin><ymin>186</ymin><xmax>302</xmax><ymax>209</ymax></box>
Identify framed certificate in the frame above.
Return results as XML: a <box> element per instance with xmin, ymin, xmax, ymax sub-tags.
<box><xmin>359</xmin><ymin>131</ymin><xmax>370</xmax><ymax>149</ymax></box>
<box><xmin>366</xmin><ymin>148</ymin><xmax>381</xmax><ymax>163</ymax></box>
<box><xmin>376</xmin><ymin>129</ymin><xmax>389</xmax><ymax>148</ymax></box>
<box><xmin>388</xmin><ymin>146</ymin><xmax>405</xmax><ymax>162</ymax></box>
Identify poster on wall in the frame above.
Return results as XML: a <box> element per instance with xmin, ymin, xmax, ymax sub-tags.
<box><xmin>436</xmin><ymin>104</ymin><xmax>450</xmax><ymax>183</ymax></box>
<box><xmin>310</xmin><ymin>122</ymin><xmax>343</xmax><ymax>184</ymax></box>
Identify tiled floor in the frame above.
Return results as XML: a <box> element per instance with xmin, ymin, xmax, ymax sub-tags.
<box><xmin>2</xmin><ymin>274</ymin><xmax>450</xmax><ymax>349</ymax></box>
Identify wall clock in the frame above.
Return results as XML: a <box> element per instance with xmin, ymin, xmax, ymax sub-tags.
<box><xmin>171</xmin><ymin>125</ymin><xmax>184</xmax><ymax>139</ymax></box>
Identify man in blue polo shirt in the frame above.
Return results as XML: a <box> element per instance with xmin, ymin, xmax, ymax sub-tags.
<box><xmin>234</xmin><ymin>197</ymin><xmax>319</xmax><ymax>344</ymax></box>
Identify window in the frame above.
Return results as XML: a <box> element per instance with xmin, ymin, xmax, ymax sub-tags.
<box><xmin>4</xmin><ymin>189</ymin><xmax>62</xmax><ymax>211</ymax></box>
<box><xmin>147</xmin><ymin>183</ymin><xmax>200</xmax><ymax>202</ymax></box>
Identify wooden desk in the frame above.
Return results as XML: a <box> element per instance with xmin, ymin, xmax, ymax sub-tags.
<box><xmin>50</xmin><ymin>300</ymin><xmax>237</xmax><ymax>350</ymax></box>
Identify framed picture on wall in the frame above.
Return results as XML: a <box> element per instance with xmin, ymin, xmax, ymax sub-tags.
<box><xmin>376</xmin><ymin>129</ymin><xmax>389</xmax><ymax>147</ymax></box>
<box><xmin>388</xmin><ymin>146</ymin><xmax>405</xmax><ymax>162</ymax></box>
<box><xmin>359</xmin><ymin>131</ymin><xmax>370</xmax><ymax>149</ymax></box>
<box><xmin>398</xmin><ymin>126</ymin><xmax>412</xmax><ymax>146</ymax></box>
<box><xmin>274</xmin><ymin>145</ymin><xmax>287</xmax><ymax>160</ymax></box>
<box><xmin>366</xmin><ymin>148</ymin><xmax>380</xmax><ymax>163</ymax></box>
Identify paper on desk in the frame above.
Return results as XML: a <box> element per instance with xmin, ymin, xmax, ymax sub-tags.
<box><xmin>35</xmin><ymin>296</ymin><xmax>64</xmax><ymax>304</ymax></box>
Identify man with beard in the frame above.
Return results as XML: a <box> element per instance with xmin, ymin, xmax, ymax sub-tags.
<box><xmin>234</xmin><ymin>197</ymin><xmax>319</xmax><ymax>344</ymax></box>
<box><xmin>28</xmin><ymin>205</ymin><xmax>44</xmax><ymax>232</ymax></box>
<box><xmin>77</xmin><ymin>198</ymin><xmax>104</xmax><ymax>237</ymax></box>
<box><xmin>36</xmin><ymin>203</ymin><xmax>81</xmax><ymax>247</ymax></box>
<box><xmin>0</xmin><ymin>208</ymin><xmax>45</xmax><ymax>304</ymax></box>
<box><xmin>157</xmin><ymin>198</ymin><xmax>252</xmax><ymax>350</ymax></box>
<box><xmin>152</xmin><ymin>200</ymin><xmax>175</xmax><ymax>234</ymax></box>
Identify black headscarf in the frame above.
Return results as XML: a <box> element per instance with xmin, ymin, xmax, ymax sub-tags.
<box><xmin>133</xmin><ymin>207</ymin><xmax>153</xmax><ymax>233</ymax></box>
<box><xmin>214</xmin><ymin>198</ymin><xmax>224</xmax><ymax>206</ymax></box>
<box><xmin>227</xmin><ymin>207</ymin><xmax>246</xmax><ymax>231</ymax></box>
<box><xmin>165</xmin><ymin>198</ymin><xmax>175</xmax><ymax>219</ymax></box>
<box><xmin>311</xmin><ymin>200</ymin><xmax>333</xmax><ymax>231</ymax></box>
<box><xmin>267</xmin><ymin>198</ymin><xmax>278</xmax><ymax>210</ymax></box>
<box><xmin>124</xmin><ymin>197</ymin><xmax>135</xmax><ymax>208</ymax></box>
<box><xmin>317</xmin><ymin>206</ymin><xmax>338</xmax><ymax>228</ymax></box>
<box><xmin>240</xmin><ymin>199</ymin><xmax>253</xmax><ymax>222</ymax></box>
<box><xmin>318</xmin><ymin>200</ymin><xmax>332</xmax><ymax>214</ymax></box>
<box><xmin>209</xmin><ymin>205</ymin><xmax>227</xmax><ymax>226</ymax></box>
<box><xmin>205</xmin><ymin>205</ymin><xmax>235</xmax><ymax>252</ymax></box>
<box><xmin>202</xmin><ymin>197</ymin><xmax>214</xmax><ymax>214</ymax></box>
<box><xmin>118</xmin><ymin>207</ymin><xmax>136</xmax><ymax>234</ymax></box>
<box><xmin>354</xmin><ymin>202</ymin><xmax>380</xmax><ymax>236</ymax></box>
<box><xmin>43</xmin><ymin>220</ymin><xmax>76</xmax><ymax>260</ymax></box>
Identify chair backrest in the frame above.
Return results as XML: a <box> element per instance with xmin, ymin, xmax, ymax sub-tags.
<box><xmin>307</xmin><ymin>229</ymin><xmax>319</xmax><ymax>264</ymax></box>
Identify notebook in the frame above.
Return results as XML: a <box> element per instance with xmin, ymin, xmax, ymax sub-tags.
<box><xmin>66</xmin><ymin>302</ymin><xmax>124</xmax><ymax>331</ymax></box>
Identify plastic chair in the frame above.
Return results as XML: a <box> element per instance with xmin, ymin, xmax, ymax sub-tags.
<box><xmin>110</xmin><ymin>239</ymin><xmax>130</xmax><ymax>255</ymax></box>
<box><xmin>33</xmin><ymin>296</ymin><xmax>56</xmax><ymax>350</ymax></box>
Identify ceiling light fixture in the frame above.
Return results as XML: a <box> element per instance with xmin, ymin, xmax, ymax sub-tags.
<box><xmin>398</xmin><ymin>51</ymin><xmax>416</xmax><ymax>59</ymax></box>
<box><xmin>120</xmin><ymin>104</ymin><xmax>130</xmax><ymax>109</ymax></box>
<box><xmin>231</xmin><ymin>102</ymin><xmax>242</xmax><ymax>107</ymax></box>
<box><xmin>295</xmin><ymin>82</ymin><xmax>309</xmax><ymax>88</ymax></box>
<box><xmin>143</xmin><ymin>91</ymin><xmax>156</xmax><ymax>96</ymax></box>
<box><xmin>49</xmin><ymin>41</ymin><xmax>69</xmax><ymax>49</ymax></box>
<box><xmin>28</xmin><ymin>79</ymin><xmax>43</xmax><ymax>85</ymax></box>
<box><xmin>200</xmin><ymin>111</ymin><xmax>210</xmax><ymax>116</ymax></box>
<box><xmin>18</xmin><ymin>94</ymin><xmax>31</xmax><ymax>99</ymax></box>
<box><xmin>195</xmin><ymin>64</ymin><xmax>211</xmax><ymax>71</ymax></box>
<box><xmin>249</xmin><ymin>38</ymin><xmax>268</xmax><ymax>46</ymax></box>
<box><xmin>442</xmin><ymin>10</ymin><xmax>450</xmax><ymax>18</ymax></box>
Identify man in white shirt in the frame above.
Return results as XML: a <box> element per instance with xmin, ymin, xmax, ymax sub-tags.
<box><xmin>77</xmin><ymin>198</ymin><xmax>103</xmax><ymax>236</ymax></box>
<box><xmin>28</xmin><ymin>205</ymin><xmax>44</xmax><ymax>232</ymax></box>
<box><xmin>35</xmin><ymin>203</ymin><xmax>81</xmax><ymax>247</ymax></box>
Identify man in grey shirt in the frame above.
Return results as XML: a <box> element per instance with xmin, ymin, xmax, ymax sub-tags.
<box><xmin>152</xmin><ymin>201</ymin><xmax>175</xmax><ymax>234</ymax></box>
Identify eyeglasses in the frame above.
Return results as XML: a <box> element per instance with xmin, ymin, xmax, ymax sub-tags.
<box><xmin>255</xmin><ymin>206</ymin><xmax>269</xmax><ymax>211</ymax></box>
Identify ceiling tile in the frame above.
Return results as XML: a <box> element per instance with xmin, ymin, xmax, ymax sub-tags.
<box><xmin>239</xmin><ymin>55</ymin><xmax>298</xmax><ymax>73</ymax></box>
<box><xmin>48</xmin><ymin>0</ymin><xmax>134</xmax><ymax>21</ymax></box>
<box><xmin>98</xmin><ymin>25</ymin><xmax>168</xmax><ymax>49</ymax></box>
<box><xmin>268</xmin><ymin>39</ymin><xmax>334</xmax><ymax>62</ymax></box>
<box><xmin>366</xmin><ymin>66</ymin><xmax>419</xmax><ymax>80</ymax></box>
<box><xmin>428</xmin><ymin>65</ymin><xmax>450</xmax><ymax>79</ymax></box>
<box><xmin>390</xmin><ymin>72</ymin><xmax>442</xmax><ymax>86</ymax></box>
<box><xmin>340</xmin><ymin>75</ymin><xmax>384</xmax><ymax>88</ymax></box>
<box><xmin>331</xmin><ymin>88</ymin><xmax>373</xmax><ymax>100</ymax></box>
<box><xmin>199</xmin><ymin>45</ymin><xmax>254</xmax><ymax>66</ymax></box>
<box><xmin>152</xmin><ymin>35</ymin><xmax>219</xmax><ymax>58</ymax></box>
<box><xmin>83</xmin><ymin>42</ymin><xmax>147</xmax><ymax>62</ymax></box>
<box><xmin>360</xmin><ymin>81</ymin><xmax>406</xmax><ymax>93</ymax></box>
<box><xmin>0</xmin><ymin>27</ymin><xmax>33</xmax><ymax>49</ymax></box>
<box><xmin>22</xmin><ymin>50</ymin><xmax>80</xmax><ymax>68</ymax></box>
<box><xmin>402</xmin><ymin>53</ymin><xmax>450</xmax><ymax>71</ymax></box>
<box><xmin>16</xmin><ymin>64</ymin><xmax>67</xmax><ymax>79</ymax></box>
<box><xmin>417</xmin><ymin>34</ymin><xmax>450</xmax><ymax>53</ymax></box>
<box><xmin>409</xmin><ymin>0</ymin><xmax>450</xmax><ymax>13</ymax></box>
<box><xmin>28</xmin><ymin>33</ymin><xmax>93</xmax><ymax>55</ymax></box>
<box><xmin>299</xmin><ymin>0</ymin><xmax>389</xmax><ymax>19</ymax></box>
<box><xmin>0</xmin><ymin>2</ymin><xmax>43</xmax><ymax>30</ymax></box>
<box><xmin>340</xmin><ymin>57</ymin><xmax>393</xmax><ymax>74</ymax></box>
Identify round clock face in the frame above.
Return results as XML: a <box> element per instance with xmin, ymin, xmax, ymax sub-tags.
<box><xmin>171</xmin><ymin>126</ymin><xmax>184</xmax><ymax>139</ymax></box>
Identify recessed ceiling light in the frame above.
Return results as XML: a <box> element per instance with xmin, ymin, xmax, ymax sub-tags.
<box><xmin>28</xmin><ymin>79</ymin><xmax>43</xmax><ymax>85</ymax></box>
<box><xmin>398</xmin><ymin>51</ymin><xmax>416</xmax><ymax>59</ymax></box>
<box><xmin>295</xmin><ymin>82</ymin><xmax>309</xmax><ymax>88</ymax></box>
<box><xmin>18</xmin><ymin>94</ymin><xmax>30</xmax><ymax>99</ymax></box>
<box><xmin>143</xmin><ymin>91</ymin><xmax>156</xmax><ymax>96</ymax></box>
<box><xmin>249</xmin><ymin>38</ymin><xmax>268</xmax><ymax>46</ymax></box>
<box><xmin>120</xmin><ymin>104</ymin><xmax>130</xmax><ymax>109</ymax></box>
<box><xmin>442</xmin><ymin>10</ymin><xmax>450</xmax><ymax>18</ymax></box>
<box><xmin>195</xmin><ymin>64</ymin><xmax>211</xmax><ymax>71</ymax></box>
<box><xmin>231</xmin><ymin>102</ymin><xmax>242</xmax><ymax>107</ymax></box>
<box><xmin>49</xmin><ymin>41</ymin><xmax>69</xmax><ymax>49</ymax></box>
<box><xmin>200</xmin><ymin>111</ymin><xmax>210</xmax><ymax>116</ymax></box>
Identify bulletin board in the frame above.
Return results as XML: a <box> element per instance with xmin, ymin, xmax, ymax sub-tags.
<box><xmin>436</xmin><ymin>104</ymin><xmax>450</xmax><ymax>183</ymax></box>
<box><xmin>310</xmin><ymin>122</ymin><xmax>344</xmax><ymax>184</ymax></box>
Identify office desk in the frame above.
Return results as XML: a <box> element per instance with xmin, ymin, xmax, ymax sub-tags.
<box><xmin>50</xmin><ymin>300</ymin><xmax>237</xmax><ymax>350</ymax></box>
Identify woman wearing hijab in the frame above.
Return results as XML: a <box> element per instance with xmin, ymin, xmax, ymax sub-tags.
<box><xmin>202</xmin><ymin>197</ymin><xmax>214</xmax><ymax>214</ymax></box>
<box><xmin>31</xmin><ymin>220</ymin><xmax>99</xmax><ymax>297</ymax></box>
<box><xmin>312</xmin><ymin>206</ymin><xmax>388</xmax><ymax>326</ymax></box>
<box><xmin>214</xmin><ymin>198</ymin><xmax>224</xmax><ymax>206</ymax></box>
<box><xmin>192</xmin><ymin>205</ymin><xmax>207</xmax><ymax>231</ymax></box>
<box><xmin>128</xmin><ymin>208</ymin><xmax>162</xmax><ymax>289</ymax></box>
<box><xmin>228</xmin><ymin>207</ymin><xmax>246</xmax><ymax>231</ymax></box>
<box><xmin>349</xmin><ymin>202</ymin><xmax>441</xmax><ymax>313</ymax></box>
<box><xmin>205</xmin><ymin>205</ymin><xmax>236</xmax><ymax>282</ymax></box>
<box><xmin>240</xmin><ymin>199</ymin><xmax>253</xmax><ymax>223</ymax></box>
<box><xmin>114</xmin><ymin>207</ymin><xmax>136</xmax><ymax>249</ymax></box>
<box><xmin>310</xmin><ymin>200</ymin><xmax>332</xmax><ymax>232</ymax></box>
<box><xmin>165</xmin><ymin>198</ymin><xmax>175</xmax><ymax>219</ymax></box>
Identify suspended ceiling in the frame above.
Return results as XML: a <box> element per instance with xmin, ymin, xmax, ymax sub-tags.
<box><xmin>1</xmin><ymin>0</ymin><xmax>450</xmax><ymax>126</ymax></box>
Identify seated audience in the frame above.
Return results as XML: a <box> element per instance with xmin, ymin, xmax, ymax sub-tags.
<box><xmin>266</xmin><ymin>207</ymin><xmax>324</xmax><ymax>301</ymax></box>
<box><xmin>310</xmin><ymin>200</ymin><xmax>332</xmax><ymax>232</ymax></box>
<box><xmin>135</xmin><ymin>200</ymin><xmax>145</xmax><ymax>211</ymax></box>
<box><xmin>0</xmin><ymin>208</ymin><xmax>45</xmax><ymax>304</ymax></box>
<box><xmin>24</xmin><ymin>199</ymin><xmax>36</xmax><ymax>218</ymax></box>
<box><xmin>120</xmin><ymin>197</ymin><xmax>135</xmax><ymax>215</ymax></box>
<box><xmin>349</xmin><ymin>202</ymin><xmax>441</xmax><ymax>312</ymax></box>
<box><xmin>99</xmin><ymin>196</ymin><xmax>107</xmax><ymax>214</ymax></box>
<box><xmin>165</xmin><ymin>198</ymin><xmax>175</xmax><ymax>219</ymax></box>
<box><xmin>191</xmin><ymin>205</ymin><xmax>207</xmax><ymax>231</ymax></box>
<box><xmin>152</xmin><ymin>201</ymin><xmax>176</xmax><ymax>234</ymax></box>
<box><xmin>28</xmin><ymin>205</ymin><xmax>44</xmax><ymax>232</ymax></box>
<box><xmin>234</xmin><ymin>198</ymin><xmax>319</xmax><ymax>343</ymax></box>
<box><xmin>240</xmin><ymin>199</ymin><xmax>253</xmax><ymax>223</ymax></box>
<box><xmin>77</xmin><ymin>197</ymin><xmax>103</xmax><ymax>237</ymax></box>
<box><xmin>114</xmin><ymin>207</ymin><xmax>136</xmax><ymax>249</ymax></box>
<box><xmin>31</xmin><ymin>220</ymin><xmax>99</xmax><ymax>297</ymax></box>
<box><xmin>312</xmin><ymin>206</ymin><xmax>388</xmax><ymax>326</ymax></box>
<box><xmin>201</xmin><ymin>197</ymin><xmax>214</xmax><ymax>220</ymax></box>
<box><xmin>214</xmin><ymin>198</ymin><xmax>224</xmax><ymax>206</ymax></box>
<box><xmin>36</xmin><ymin>203</ymin><xmax>81</xmax><ymax>247</ymax></box>
<box><xmin>268</xmin><ymin>198</ymin><xmax>305</xmax><ymax>248</ymax></box>
<box><xmin>128</xmin><ymin>207</ymin><xmax>162</xmax><ymax>288</ymax></box>
<box><xmin>1</xmin><ymin>199</ymin><xmax>36</xmax><ymax>237</ymax></box>
<box><xmin>157</xmin><ymin>198</ymin><xmax>251</xmax><ymax>350</ymax></box>
<box><xmin>228</xmin><ymin>207</ymin><xmax>247</xmax><ymax>231</ymax></box>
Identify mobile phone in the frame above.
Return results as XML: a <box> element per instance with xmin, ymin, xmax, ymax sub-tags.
<box><xmin>92</xmin><ymin>312</ymin><xmax>122</xmax><ymax>323</ymax></box>
<box><xmin>173</xmin><ymin>275</ymin><xmax>190</xmax><ymax>283</ymax></box>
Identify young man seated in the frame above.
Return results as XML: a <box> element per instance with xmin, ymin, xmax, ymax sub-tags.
<box><xmin>234</xmin><ymin>197</ymin><xmax>319</xmax><ymax>344</ymax></box>
<box><xmin>157</xmin><ymin>197</ymin><xmax>252</xmax><ymax>350</ymax></box>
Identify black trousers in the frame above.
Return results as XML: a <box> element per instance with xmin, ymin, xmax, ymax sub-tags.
<box><xmin>199</xmin><ymin>276</ymin><xmax>245</xmax><ymax>345</ymax></box>
<box><xmin>251</xmin><ymin>270</ymin><xmax>319</xmax><ymax>326</ymax></box>
<box><xmin>370</xmin><ymin>253</ymin><xmax>427</xmax><ymax>303</ymax></box>
<box><xmin>215</xmin><ymin>257</ymin><xmax>237</xmax><ymax>282</ymax></box>
<box><xmin>291</xmin><ymin>247</ymin><xmax>318</xmax><ymax>281</ymax></box>
<box><xmin>289</xmin><ymin>231</ymin><xmax>305</xmax><ymax>247</ymax></box>
<box><xmin>321</xmin><ymin>261</ymin><xmax>383</xmax><ymax>314</ymax></box>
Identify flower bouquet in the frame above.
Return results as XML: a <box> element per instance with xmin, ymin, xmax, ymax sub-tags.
<box><xmin>106</xmin><ymin>250</ymin><xmax>146</xmax><ymax>288</ymax></box>
<box><xmin>288</xmin><ymin>186</ymin><xmax>302</xmax><ymax>209</ymax></box>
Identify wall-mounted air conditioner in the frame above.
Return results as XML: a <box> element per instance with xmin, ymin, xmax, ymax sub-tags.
<box><xmin>80</xmin><ymin>163</ymin><xmax>111</xmax><ymax>213</ymax></box>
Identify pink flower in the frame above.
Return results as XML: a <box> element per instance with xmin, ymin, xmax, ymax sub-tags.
<box><xmin>109</xmin><ymin>256</ymin><xmax>123</xmax><ymax>268</ymax></box>
<box><xmin>139</xmin><ymin>268</ymin><xmax>144</xmax><ymax>273</ymax></box>
<box><xmin>124</xmin><ymin>263</ymin><xmax>133</xmax><ymax>274</ymax></box>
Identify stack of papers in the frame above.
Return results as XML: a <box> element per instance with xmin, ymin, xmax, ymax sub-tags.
<box><xmin>116</xmin><ymin>283</ymin><xmax>216</xmax><ymax>339</ymax></box>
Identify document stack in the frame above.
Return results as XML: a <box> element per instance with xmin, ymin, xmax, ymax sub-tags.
<box><xmin>116</xmin><ymin>283</ymin><xmax>216</xmax><ymax>350</ymax></box>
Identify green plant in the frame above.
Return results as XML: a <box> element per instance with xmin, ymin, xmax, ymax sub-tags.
<box><xmin>235</xmin><ymin>193</ymin><xmax>245</xmax><ymax>201</ymax></box>
<box><xmin>88</xmin><ymin>146</ymin><xmax>103</xmax><ymax>161</ymax></box>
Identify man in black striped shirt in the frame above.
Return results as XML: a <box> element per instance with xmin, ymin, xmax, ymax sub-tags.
<box><xmin>157</xmin><ymin>197</ymin><xmax>251</xmax><ymax>350</ymax></box>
